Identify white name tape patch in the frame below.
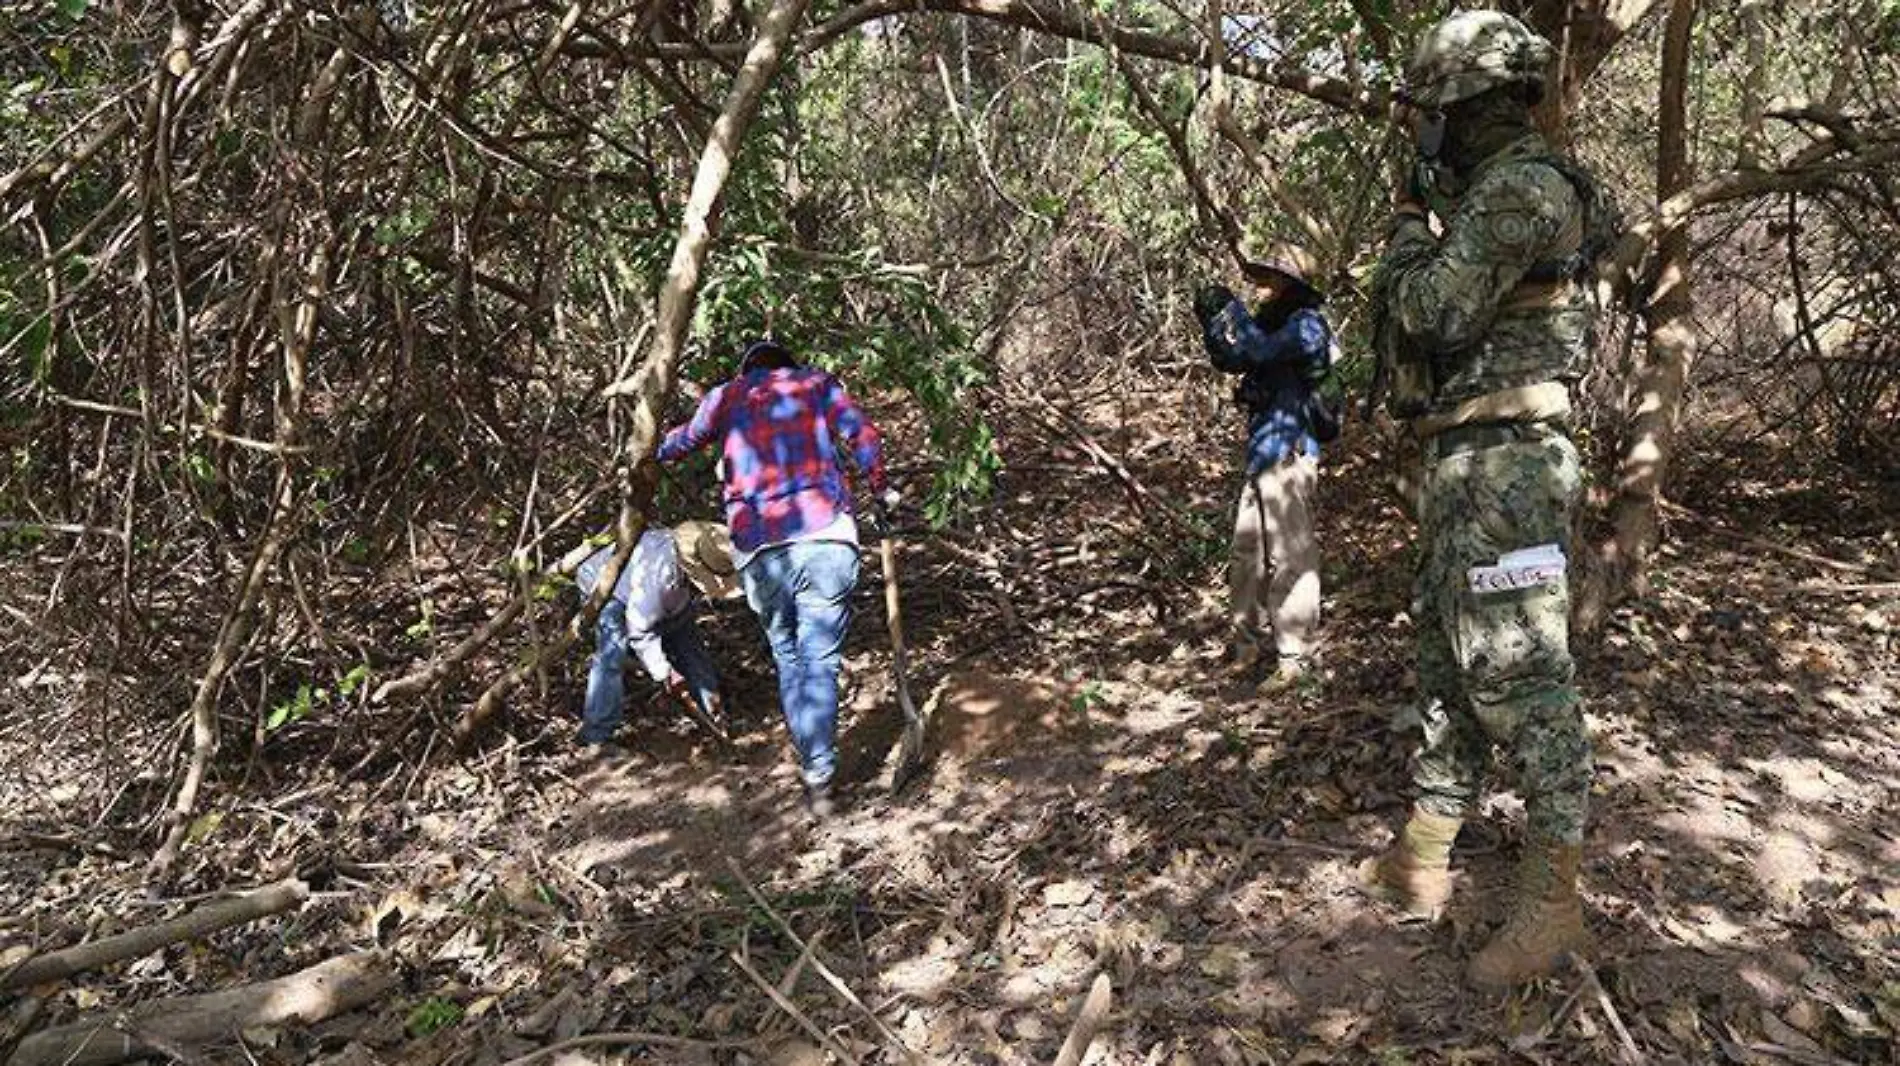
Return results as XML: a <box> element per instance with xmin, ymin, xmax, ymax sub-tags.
<box><xmin>1468</xmin><ymin>543</ymin><xmax>1567</xmax><ymax>595</ymax></box>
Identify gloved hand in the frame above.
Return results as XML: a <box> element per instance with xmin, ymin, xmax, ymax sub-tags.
<box><xmin>1193</xmin><ymin>283</ymin><xmax>1235</xmax><ymax>325</ymax></box>
<box><xmin>666</xmin><ymin>671</ymin><xmax>692</xmax><ymax>700</ymax></box>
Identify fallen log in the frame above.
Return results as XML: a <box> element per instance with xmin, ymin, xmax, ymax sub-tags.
<box><xmin>2</xmin><ymin>877</ymin><xmax>307</xmax><ymax>995</ymax></box>
<box><xmin>9</xmin><ymin>951</ymin><xmax>392</xmax><ymax>1066</ymax></box>
<box><xmin>1</xmin><ymin>879</ymin><xmax>309</xmax><ymax>992</ymax></box>
<box><xmin>0</xmin><ymin>996</ymin><xmax>46</xmax><ymax>1066</ymax></box>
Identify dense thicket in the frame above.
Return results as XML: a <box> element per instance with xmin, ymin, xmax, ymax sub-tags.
<box><xmin>3</xmin><ymin>0</ymin><xmax>1897</xmax><ymax>851</ymax></box>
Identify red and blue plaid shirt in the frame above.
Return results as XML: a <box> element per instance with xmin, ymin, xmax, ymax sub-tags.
<box><xmin>658</xmin><ymin>367</ymin><xmax>887</xmax><ymax>554</ymax></box>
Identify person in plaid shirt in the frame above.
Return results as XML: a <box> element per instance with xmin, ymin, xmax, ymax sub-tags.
<box><xmin>658</xmin><ymin>338</ymin><xmax>892</xmax><ymax>817</ymax></box>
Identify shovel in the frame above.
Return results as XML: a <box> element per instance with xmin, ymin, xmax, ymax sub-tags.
<box><xmin>877</xmin><ymin>511</ymin><xmax>927</xmax><ymax>792</ymax></box>
<box><xmin>670</xmin><ymin>680</ymin><xmax>732</xmax><ymax>749</ymax></box>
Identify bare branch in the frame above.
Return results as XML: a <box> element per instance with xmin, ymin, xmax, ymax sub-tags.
<box><xmin>562</xmin><ymin>0</ymin><xmax>1387</xmax><ymax>117</ymax></box>
<box><xmin>1110</xmin><ymin>51</ymin><xmax>1242</xmax><ymax>260</ymax></box>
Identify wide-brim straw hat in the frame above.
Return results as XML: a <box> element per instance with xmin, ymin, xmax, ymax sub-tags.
<box><xmin>674</xmin><ymin>520</ymin><xmax>741</xmax><ymax>600</ymax></box>
<box><xmin>1239</xmin><ymin>242</ymin><xmax>1327</xmax><ymax>304</ymax></box>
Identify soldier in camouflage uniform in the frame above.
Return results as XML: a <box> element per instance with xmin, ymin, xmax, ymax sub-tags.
<box><xmin>1359</xmin><ymin>11</ymin><xmax>1614</xmax><ymax>988</ymax></box>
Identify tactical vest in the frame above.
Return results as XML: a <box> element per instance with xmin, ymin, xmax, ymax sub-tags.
<box><xmin>1426</xmin><ymin>153</ymin><xmax>1599</xmax><ymax>413</ymax></box>
<box><xmin>1371</xmin><ymin>135</ymin><xmax>1621</xmax><ymax>427</ymax></box>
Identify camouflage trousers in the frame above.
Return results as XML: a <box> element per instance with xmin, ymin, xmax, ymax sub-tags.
<box><xmin>1410</xmin><ymin>426</ymin><xmax>1592</xmax><ymax>844</ymax></box>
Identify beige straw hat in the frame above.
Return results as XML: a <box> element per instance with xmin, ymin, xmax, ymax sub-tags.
<box><xmin>673</xmin><ymin>521</ymin><xmax>740</xmax><ymax>600</ymax></box>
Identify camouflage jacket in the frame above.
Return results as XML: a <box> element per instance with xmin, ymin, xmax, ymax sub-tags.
<box><xmin>1373</xmin><ymin>133</ymin><xmax>1595</xmax><ymax>418</ymax></box>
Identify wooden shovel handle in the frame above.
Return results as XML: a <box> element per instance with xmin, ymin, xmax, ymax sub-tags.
<box><xmin>879</xmin><ymin>535</ymin><xmax>906</xmax><ymax>655</ymax></box>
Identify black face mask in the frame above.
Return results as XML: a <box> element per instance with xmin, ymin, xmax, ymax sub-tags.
<box><xmin>1436</xmin><ymin>87</ymin><xmax>1539</xmax><ymax>177</ymax></box>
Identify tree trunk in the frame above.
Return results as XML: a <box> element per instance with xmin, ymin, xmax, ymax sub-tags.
<box><xmin>1737</xmin><ymin>0</ymin><xmax>1767</xmax><ymax>167</ymax></box>
<box><xmin>147</xmin><ymin>244</ymin><xmax>331</xmax><ymax>888</ymax></box>
<box><xmin>1577</xmin><ymin>0</ymin><xmax>1697</xmax><ymax>631</ymax></box>
<box><xmin>1509</xmin><ymin>0</ymin><xmax>1664</xmax><ymax>139</ymax></box>
<box><xmin>147</xmin><ymin>41</ymin><xmax>352</xmax><ymax>887</ymax></box>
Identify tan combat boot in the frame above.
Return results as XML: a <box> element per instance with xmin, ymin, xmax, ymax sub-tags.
<box><xmin>1467</xmin><ymin>841</ymin><xmax>1588</xmax><ymax>988</ymax></box>
<box><xmin>1227</xmin><ymin>633</ymin><xmax>1266</xmax><ymax>676</ymax></box>
<box><xmin>1357</xmin><ymin>808</ymin><xmax>1461</xmax><ymax>920</ymax></box>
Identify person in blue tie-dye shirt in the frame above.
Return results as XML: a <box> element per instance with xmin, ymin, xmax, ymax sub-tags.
<box><xmin>1195</xmin><ymin>247</ymin><xmax>1337</xmax><ymax>694</ymax></box>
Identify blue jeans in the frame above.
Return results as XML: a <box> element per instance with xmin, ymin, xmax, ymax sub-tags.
<box><xmin>742</xmin><ymin>540</ymin><xmax>860</xmax><ymax>786</ymax></box>
<box><xmin>580</xmin><ymin>601</ymin><xmax>722</xmax><ymax>745</ymax></box>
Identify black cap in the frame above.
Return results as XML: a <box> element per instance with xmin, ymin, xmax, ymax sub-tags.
<box><xmin>738</xmin><ymin>337</ymin><xmax>794</xmax><ymax>373</ymax></box>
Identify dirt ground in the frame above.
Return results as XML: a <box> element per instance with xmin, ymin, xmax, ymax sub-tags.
<box><xmin>3</xmin><ymin>390</ymin><xmax>1897</xmax><ymax>1065</ymax></box>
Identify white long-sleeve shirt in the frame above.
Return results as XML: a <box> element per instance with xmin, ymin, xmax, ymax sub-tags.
<box><xmin>576</xmin><ymin>530</ymin><xmax>694</xmax><ymax>683</ymax></box>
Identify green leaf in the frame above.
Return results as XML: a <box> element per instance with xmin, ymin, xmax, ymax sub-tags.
<box><xmin>266</xmin><ymin>683</ymin><xmax>315</xmax><ymax>733</ymax></box>
<box><xmin>185</xmin><ymin>810</ymin><xmax>223</xmax><ymax>844</ymax></box>
<box><xmin>1071</xmin><ymin>681</ymin><xmax>1106</xmax><ymax>712</ymax></box>
<box><xmin>405</xmin><ymin>997</ymin><xmax>464</xmax><ymax>1037</ymax></box>
<box><xmin>338</xmin><ymin>663</ymin><xmax>371</xmax><ymax>697</ymax></box>
<box><xmin>55</xmin><ymin>0</ymin><xmax>86</xmax><ymax>20</ymax></box>
<box><xmin>404</xmin><ymin>602</ymin><xmax>434</xmax><ymax>640</ymax></box>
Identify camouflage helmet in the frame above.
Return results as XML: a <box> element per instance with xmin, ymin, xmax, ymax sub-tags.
<box><xmin>1404</xmin><ymin>11</ymin><xmax>1552</xmax><ymax>110</ymax></box>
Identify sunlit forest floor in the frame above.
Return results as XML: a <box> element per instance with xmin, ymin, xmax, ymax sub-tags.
<box><xmin>5</xmin><ymin>384</ymin><xmax>1897</xmax><ymax>1065</ymax></box>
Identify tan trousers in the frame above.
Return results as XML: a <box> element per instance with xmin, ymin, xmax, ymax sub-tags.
<box><xmin>1230</xmin><ymin>454</ymin><xmax>1320</xmax><ymax>658</ymax></box>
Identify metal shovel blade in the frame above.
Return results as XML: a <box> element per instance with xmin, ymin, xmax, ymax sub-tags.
<box><xmin>680</xmin><ymin>694</ymin><xmax>732</xmax><ymax>749</ymax></box>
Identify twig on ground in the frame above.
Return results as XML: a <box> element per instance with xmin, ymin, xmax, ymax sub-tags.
<box><xmin>1660</xmin><ymin>500</ymin><xmax>1891</xmax><ymax>578</ymax></box>
<box><xmin>344</xmin><ymin>700</ymin><xmax>437</xmax><ymax>782</ymax></box>
<box><xmin>1051</xmin><ymin>972</ymin><xmax>1113</xmax><ymax>1066</ymax></box>
<box><xmin>0</xmin><ymin>993</ymin><xmax>48</xmax><ymax>1066</ymax></box>
<box><xmin>0</xmin><ymin>832</ymin><xmax>122</xmax><ymax>859</ymax></box>
<box><xmin>1022</xmin><ymin>402</ymin><xmax>1200</xmax><ymax>540</ymax></box>
<box><xmin>1799</xmin><ymin>580</ymin><xmax>1900</xmax><ymax>595</ymax></box>
<box><xmin>725</xmin><ymin>857</ymin><xmax>921</xmax><ymax>1064</ymax></box>
<box><xmin>513</xmin><ymin>982</ymin><xmax>578</xmax><ymax>1039</ymax></box>
<box><xmin>1507</xmin><ymin>978</ymin><xmax>1589</xmax><ymax>1056</ymax></box>
<box><xmin>1573</xmin><ymin>956</ymin><xmax>1643</xmax><ymax>1064</ymax></box>
<box><xmin>1716</xmin><ymin>1030</ymin><xmax>1859</xmax><ymax>1066</ymax></box>
<box><xmin>1252</xmin><ymin>834</ymin><xmax>1359</xmax><ymax>858</ymax></box>
<box><xmin>496</xmin><ymin>1030</ymin><xmax>758</xmax><ymax>1066</ymax></box>
<box><xmin>10</xmin><ymin>951</ymin><xmax>391</xmax><ymax>1066</ymax></box>
<box><xmin>758</xmin><ymin>929</ymin><xmax>824</xmax><ymax>1035</ymax></box>
<box><xmin>1</xmin><ymin>879</ymin><xmax>309</xmax><ymax>991</ymax></box>
<box><xmin>728</xmin><ymin>948</ymin><xmax>859</xmax><ymax>1064</ymax></box>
